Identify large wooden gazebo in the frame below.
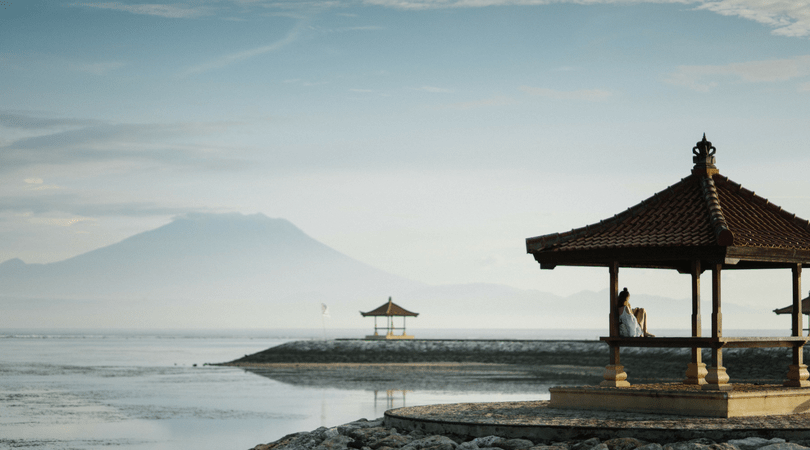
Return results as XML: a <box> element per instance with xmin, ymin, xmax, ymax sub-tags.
<box><xmin>360</xmin><ymin>297</ymin><xmax>419</xmax><ymax>340</ymax></box>
<box><xmin>526</xmin><ymin>135</ymin><xmax>810</xmax><ymax>395</ymax></box>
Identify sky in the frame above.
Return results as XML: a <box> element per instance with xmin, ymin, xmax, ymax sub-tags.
<box><xmin>2</xmin><ymin>0</ymin><xmax>810</xmax><ymax>313</ymax></box>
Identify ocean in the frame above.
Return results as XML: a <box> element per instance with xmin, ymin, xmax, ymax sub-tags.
<box><xmin>0</xmin><ymin>328</ymin><xmax>570</xmax><ymax>450</ymax></box>
<box><xmin>2</xmin><ymin>327</ymin><xmax>786</xmax><ymax>449</ymax></box>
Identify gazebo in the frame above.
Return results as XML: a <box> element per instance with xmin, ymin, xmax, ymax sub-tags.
<box><xmin>360</xmin><ymin>297</ymin><xmax>419</xmax><ymax>340</ymax></box>
<box><xmin>525</xmin><ymin>135</ymin><xmax>810</xmax><ymax>416</ymax></box>
<box><xmin>774</xmin><ymin>291</ymin><xmax>810</xmax><ymax>330</ymax></box>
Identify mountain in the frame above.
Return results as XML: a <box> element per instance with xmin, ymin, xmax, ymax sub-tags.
<box><xmin>0</xmin><ymin>213</ymin><xmax>778</xmax><ymax>331</ymax></box>
<box><xmin>0</xmin><ymin>213</ymin><xmax>425</xmax><ymax>328</ymax></box>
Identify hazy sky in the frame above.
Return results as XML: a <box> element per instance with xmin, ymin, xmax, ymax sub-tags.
<box><xmin>2</xmin><ymin>0</ymin><xmax>810</xmax><ymax>307</ymax></box>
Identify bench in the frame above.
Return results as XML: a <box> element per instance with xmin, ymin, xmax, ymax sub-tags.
<box><xmin>601</xmin><ymin>336</ymin><xmax>810</xmax><ymax>349</ymax></box>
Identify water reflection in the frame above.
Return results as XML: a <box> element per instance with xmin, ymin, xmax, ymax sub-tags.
<box><xmin>239</xmin><ymin>363</ymin><xmax>602</xmax><ymax>394</ymax></box>
<box><xmin>374</xmin><ymin>390</ymin><xmax>410</xmax><ymax>409</ymax></box>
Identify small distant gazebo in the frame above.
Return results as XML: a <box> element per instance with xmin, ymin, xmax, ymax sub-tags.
<box><xmin>525</xmin><ymin>134</ymin><xmax>810</xmax><ymax>417</ymax></box>
<box><xmin>775</xmin><ymin>291</ymin><xmax>810</xmax><ymax>331</ymax></box>
<box><xmin>360</xmin><ymin>297</ymin><xmax>419</xmax><ymax>340</ymax></box>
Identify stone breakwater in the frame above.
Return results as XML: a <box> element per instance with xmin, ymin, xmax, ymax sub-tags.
<box><xmin>250</xmin><ymin>417</ymin><xmax>809</xmax><ymax>450</ymax></box>
<box><xmin>230</xmin><ymin>340</ymin><xmax>800</xmax><ymax>382</ymax></box>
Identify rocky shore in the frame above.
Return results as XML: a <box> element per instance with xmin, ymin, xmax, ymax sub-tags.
<box><xmin>250</xmin><ymin>417</ymin><xmax>809</xmax><ymax>450</ymax></box>
<box><xmin>228</xmin><ymin>339</ymin><xmax>800</xmax><ymax>383</ymax></box>
<box><xmin>237</xmin><ymin>340</ymin><xmax>810</xmax><ymax>450</ymax></box>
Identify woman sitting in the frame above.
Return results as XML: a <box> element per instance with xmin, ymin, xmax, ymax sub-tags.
<box><xmin>617</xmin><ymin>287</ymin><xmax>654</xmax><ymax>337</ymax></box>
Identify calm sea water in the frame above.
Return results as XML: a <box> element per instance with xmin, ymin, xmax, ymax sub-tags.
<box><xmin>1</xmin><ymin>327</ymin><xmax>782</xmax><ymax>450</ymax></box>
<box><xmin>0</xmin><ymin>328</ymin><xmax>565</xmax><ymax>450</ymax></box>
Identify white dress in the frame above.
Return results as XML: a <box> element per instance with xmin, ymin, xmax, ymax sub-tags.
<box><xmin>619</xmin><ymin>306</ymin><xmax>643</xmax><ymax>337</ymax></box>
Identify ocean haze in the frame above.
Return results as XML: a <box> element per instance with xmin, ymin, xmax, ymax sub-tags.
<box><xmin>0</xmin><ymin>212</ymin><xmax>781</xmax><ymax>331</ymax></box>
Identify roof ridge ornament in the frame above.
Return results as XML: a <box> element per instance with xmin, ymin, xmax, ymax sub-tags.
<box><xmin>692</xmin><ymin>133</ymin><xmax>718</xmax><ymax>175</ymax></box>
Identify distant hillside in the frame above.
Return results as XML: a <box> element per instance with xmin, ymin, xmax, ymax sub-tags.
<box><xmin>0</xmin><ymin>213</ymin><xmax>427</xmax><ymax>328</ymax></box>
<box><xmin>0</xmin><ymin>213</ymin><xmax>773</xmax><ymax>330</ymax></box>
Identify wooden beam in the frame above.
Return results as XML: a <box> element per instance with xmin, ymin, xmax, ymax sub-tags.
<box><xmin>692</xmin><ymin>259</ymin><xmax>702</xmax><ymax>339</ymax></box>
<box><xmin>786</xmin><ymin>264</ymin><xmax>809</xmax><ymax>387</ymax></box>
<box><xmin>685</xmin><ymin>259</ymin><xmax>707</xmax><ymax>385</ymax></box>
<box><xmin>704</xmin><ymin>263</ymin><xmax>731</xmax><ymax>390</ymax></box>
<box><xmin>609</xmin><ymin>262</ymin><xmax>619</xmax><ymax>339</ymax></box>
<box><xmin>601</xmin><ymin>261</ymin><xmax>629</xmax><ymax>387</ymax></box>
<box><xmin>794</xmin><ymin>264</ymin><xmax>803</xmax><ymax>338</ymax></box>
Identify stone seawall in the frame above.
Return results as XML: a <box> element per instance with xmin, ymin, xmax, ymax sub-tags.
<box><xmin>229</xmin><ymin>340</ymin><xmax>798</xmax><ymax>383</ymax></box>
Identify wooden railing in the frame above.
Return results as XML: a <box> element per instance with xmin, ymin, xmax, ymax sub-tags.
<box><xmin>601</xmin><ymin>336</ymin><xmax>810</xmax><ymax>349</ymax></box>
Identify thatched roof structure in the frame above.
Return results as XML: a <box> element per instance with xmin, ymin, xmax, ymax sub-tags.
<box><xmin>360</xmin><ymin>297</ymin><xmax>419</xmax><ymax>317</ymax></box>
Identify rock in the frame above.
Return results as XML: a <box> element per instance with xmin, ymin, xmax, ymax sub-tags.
<box><xmin>325</xmin><ymin>429</ymin><xmax>341</xmax><ymax>438</ymax></box>
<box><xmin>474</xmin><ymin>437</ymin><xmax>506</xmax><ymax>448</ymax></box>
<box><xmin>371</xmin><ymin>435</ymin><xmax>413</xmax><ymax>449</ymax></box>
<box><xmin>664</xmin><ymin>439</ymin><xmax>718</xmax><ymax>450</ymax></box>
<box><xmin>758</xmin><ymin>445</ymin><xmax>809</xmax><ymax>450</ymax></box>
<box><xmin>605</xmin><ymin>438</ymin><xmax>647</xmax><ymax>450</ymax></box>
<box><xmin>529</xmin><ymin>445</ymin><xmax>569</xmax><ymax>450</ymax></box>
<box><xmin>495</xmin><ymin>439</ymin><xmax>535</xmax><ymax>450</ymax></box>
<box><xmin>459</xmin><ymin>442</ymin><xmax>479</xmax><ymax>450</ymax></box>
<box><xmin>636</xmin><ymin>445</ymin><xmax>664</xmax><ymax>450</ymax></box>
<box><xmin>257</xmin><ymin>430</ymin><xmax>325</xmax><ymax>450</ymax></box>
<box><xmin>573</xmin><ymin>439</ymin><xmax>602</xmax><ymax>450</ymax></box>
<box><xmin>343</xmin><ymin>426</ymin><xmax>391</xmax><ymax>446</ymax></box>
<box><xmin>403</xmin><ymin>435</ymin><xmax>459</xmax><ymax>450</ymax></box>
<box><xmin>339</xmin><ymin>419</ymin><xmax>386</xmax><ymax>435</ymax></box>
<box><xmin>728</xmin><ymin>439</ymin><xmax>787</xmax><ymax>450</ymax></box>
<box><xmin>315</xmin><ymin>435</ymin><xmax>353</xmax><ymax>450</ymax></box>
<box><xmin>710</xmin><ymin>444</ymin><xmax>739</xmax><ymax>450</ymax></box>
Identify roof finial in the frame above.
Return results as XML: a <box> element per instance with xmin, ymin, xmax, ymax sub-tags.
<box><xmin>692</xmin><ymin>133</ymin><xmax>718</xmax><ymax>175</ymax></box>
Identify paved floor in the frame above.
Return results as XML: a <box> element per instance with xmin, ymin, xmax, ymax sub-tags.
<box><xmin>385</xmin><ymin>396</ymin><xmax>810</xmax><ymax>443</ymax></box>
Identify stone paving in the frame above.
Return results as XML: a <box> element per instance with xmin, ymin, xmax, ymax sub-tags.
<box><xmin>384</xmin><ymin>401</ymin><xmax>810</xmax><ymax>442</ymax></box>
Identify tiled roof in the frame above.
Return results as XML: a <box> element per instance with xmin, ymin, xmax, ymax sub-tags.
<box><xmin>361</xmin><ymin>297</ymin><xmax>419</xmax><ymax>317</ymax></box>
<box><xmin>526</xmin><ymin>173</ymin><xmax>810</xmax><ymax>254</ymax></box>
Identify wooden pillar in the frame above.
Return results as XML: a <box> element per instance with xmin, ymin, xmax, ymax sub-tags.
<box><xmin>601</xmin><ymin>261</ymin><xmax>629</xmax><ymax>387</ymax></box>
<box><xmin>685</xmin><ymin>259</ymin><xmax>707</xmax><ymax>385</ymax></box>
<box><xmin>703</xmin><ymin>263</ymin><xmax>731</xmax><ymax>390</ymax></box>
<box><xmin>785</xmin><ymin>264</ymin><xmax>809</xmax><ymax>387</ymax></box>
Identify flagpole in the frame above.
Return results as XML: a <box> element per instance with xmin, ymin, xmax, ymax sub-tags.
<box><xmin>321</xmin><ymin>303</ymin><xmax>329</xmax><ymax>340</ymax></box>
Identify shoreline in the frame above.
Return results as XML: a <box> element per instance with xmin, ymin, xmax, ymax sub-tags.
<box><xmin>252</xmin><ymin>414</ymin><xmax>810</xmax><ymax>450</ymax></box>
<box><xmin>228</xmin><ymin>339</ymin><xmax>800</xmax><ymax>383</ymax></box>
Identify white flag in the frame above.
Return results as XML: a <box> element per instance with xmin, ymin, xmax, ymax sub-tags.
<box><xmin>321</xmin><ymin>303</ymin><xmax>330</xmax><ymax>318</ymax></box>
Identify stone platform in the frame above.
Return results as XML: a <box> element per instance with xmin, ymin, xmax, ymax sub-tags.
<box><xmin>550</xmin><ymin>383</ymin><xmax>810</xmax><ymax>418</ymax></box>
<box><xmin>384</xmin><ymin>397</ymin><xmax>810</xmax><ymax>443</ymax></box>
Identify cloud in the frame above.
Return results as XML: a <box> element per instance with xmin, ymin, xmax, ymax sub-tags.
<box><xmin>439</xmin><ymin>95</ymin><xmax>516</xmax><ymax>110</ymax></box>
<box><xmin>79</xmin><ymin>2</ymin><xmax>209</xmax><ymax>19</ymax></box>
<box><xmin>0</xmin><ymin>114</ymin><xmax>250</xmax><ymax>173</ymax></box>
<box><xmin>77</xmin><ymin>1</ymin><xmax>810</xmax><ymax>39</ymax></box>
<box><xmin>0</xmin><ymin>192</ymin><xmax>211</xmax><ymax>218</ymax></box>
<box><xmin>665</xmin><ymin>55</ymin><xmax>810</xmax><ymax>92</ymax></box>
<box><xmin>69</xmin><ymin>61</ymin><xmax>128</xmax><ymax>76</ymax></box>
<box><xmin>357</xmin><ymin>0</ymin><xmax>810</xmax><ymax>37</ymax></box>
<box><xmin>179</xmin><ymin>22</ymin><xmax>305</xmax><ymax>77</ymax></box>
<box><xmin>25</xmin><ymin>216</ymin><xmax>97</xmax><ymax>228</ymax></box>
<box><xmin>520</xmin><ymin>86</ymin><xmax>613</xmax><ymax>101</ymax></box>
<box><xmin>359</xmin><ymin>0</ymin><xmax>691</xmax><ymax>10</ymax></box>
<box><xmin>800</xmin><ymin>81</ymin><xmax>810</xmax><ymax>91</ymax></box>
<box><xmin>0</xmin><ymin>112</ymin><xmax>100</xmax><ymax>130</ymax></box>
<box><xmin>696</xmin><ymin>0</ymin><xmax>810</xmax><ymax>38</ymax></box>
<box><xmin>415</xmin><ymin>86</ymin><xmax>454</xmax><ymax>93</ymax></box>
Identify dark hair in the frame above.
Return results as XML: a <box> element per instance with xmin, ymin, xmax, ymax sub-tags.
<box><xmin>617</xmin><ymin>287</ymin><xmax>630</xmax><ymax>308</ymax></box>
